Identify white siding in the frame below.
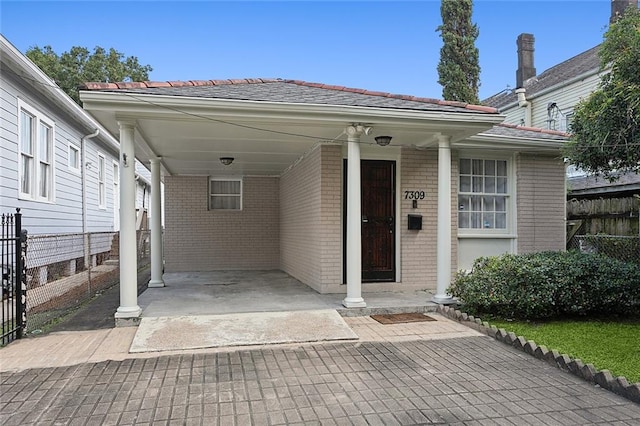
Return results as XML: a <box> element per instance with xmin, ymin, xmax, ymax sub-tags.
<box><xmin>529</xmin><ymin>74</ymin><xmax>602</xmax><ymax>131</ymax></box>
<box><xmin>1</xmin><ymin>60</ymin><xmax>119</xmax><ymax>235</ymax></box>
<box><xmin>499</xmin><ymin>72</ymin><xmax>603</xmax><ymax>131</ymax></box>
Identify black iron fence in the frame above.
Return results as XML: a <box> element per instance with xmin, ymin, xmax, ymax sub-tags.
<box><xmin>567</xmin><ymin>234</ymin><xmax>640</xmax><ymax>264</ymax></box>
<box><xmin>1</xmin><ymin>209</ymin><xmax>27</xmax><ymax>345</ymax></box>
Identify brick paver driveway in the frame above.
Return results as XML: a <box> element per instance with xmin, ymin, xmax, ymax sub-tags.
<box><xmin>2</xmin><ymin>336</ymin><xmax>639</xmax><ymax>425</ymax></box>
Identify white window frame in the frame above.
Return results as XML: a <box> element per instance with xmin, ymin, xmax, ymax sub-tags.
<box><xmin>68</xmin><ymin>142</ymin><xmax>81</xmax><ymax>173</ymax></box>
<box><xmin>18</xmin><ymin>99</ymin><xmax>55</xmax><ymax>203</ymax></box>
<box><xmin>561</xmin><ymin>110</ymin><xmax>575</xmax><ymax>133</ymax></box>
<box><xmin>209</xmin><ymin>178</ymin><xmax>243</xmax><ymax>210</ymax></box>
<box><xmin>457</xmin><ymin>153</ymin><xmax>515</xmax><ymax>237</ymax></box>
<box><xmin>98</xmin><ymin>153</ymin><xmax>106</xmax><ymax>209</ymax></box>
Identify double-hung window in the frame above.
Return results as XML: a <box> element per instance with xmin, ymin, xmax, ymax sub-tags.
<box><xmin>458</xmin><ymin>158</ymin><xmax>508</xmax><ymax>230</ymax></box>
<box><xmin>18</xmin><ymin>100</ymin><xmax>55</xmax><ymax>202</ymax></box>
<box><xmin>209</xmin><ymin>178</ymin><xmax>242</xmax><ymax>210</ymax></box>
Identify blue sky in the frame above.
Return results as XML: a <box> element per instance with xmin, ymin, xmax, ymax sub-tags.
<box><xmin>1</xmin><ymin>1</ymin><xmax>613</xmax><ymax>101</ymax></box>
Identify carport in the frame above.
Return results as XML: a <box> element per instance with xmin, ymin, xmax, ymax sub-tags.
<box><xmin>79</xmin><ymin>78</ymin><xmax>511</xmax><ymax>325</ymax></box>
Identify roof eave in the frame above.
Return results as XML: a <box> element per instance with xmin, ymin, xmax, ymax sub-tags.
<box><xmin>458</xmin><ymin>133</ymin><xmax>566</xmax><ymax>152</ymax></box>
<box><xmin>79</xmin><ymin>90</ymin><xmax>506</xmax><ymax>129</ymax></box>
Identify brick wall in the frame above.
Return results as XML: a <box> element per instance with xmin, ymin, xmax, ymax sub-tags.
<box><xmin>398</xmin><ymin>147</ymin><xmax>442</xmax><ymax>290</ymax></box>
<box><xmin>279</xmin><ymin>146</ymin><xmax>323</xmax><ymax>289</ymax></box>
<box><xmin>517</xmin><ymin>153</ymin><xmax>566</xmax><ymax>253</ymax></box>
<box><xmin>319</xmin><ymin>145</ymin><xmax>343</xmax><ymax>288</ymax></box>
<box><xmin>164</xmin><ymin>176</ymin><xmax>280</xmax><ymax>271</ymax></box>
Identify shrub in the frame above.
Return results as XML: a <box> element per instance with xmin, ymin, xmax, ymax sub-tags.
<box><xmin>448</xmin><ymin>250</ymin><xmax>640</xmax><ymax>320</ymax></box>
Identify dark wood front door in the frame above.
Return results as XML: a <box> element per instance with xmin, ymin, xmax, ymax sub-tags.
<box><xmin>343</xmin><ymin>160</ymin><xmax>396</xmax><ymax>282</ymax></box>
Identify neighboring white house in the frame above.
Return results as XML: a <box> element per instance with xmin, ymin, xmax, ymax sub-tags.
<box><xmin>482</xmin><ymin>0</ymin><xmax>638</xmax><ymax>177</ymax></box>
<box><xmin>0</xmin><ymin>35</ymin><xmax>151</xmax><ymax>279</ymax></box>
<box><xmin>482</xmin><ymin>0</ymin><xmax>640</xmax><ymax>242</ymax></box>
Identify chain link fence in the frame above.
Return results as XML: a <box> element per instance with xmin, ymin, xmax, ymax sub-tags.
<box><xmin>567</xmin><ymin>234</ymin><xmax>640</xmax><ymax>264</ymax></box>
<box><xmin>22</xmin><ymin>230</ymin><xmax>150</xmax><ymax>333</ymax></box>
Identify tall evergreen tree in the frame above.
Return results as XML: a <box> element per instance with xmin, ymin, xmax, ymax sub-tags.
<box><xmin>436</xmin><ymin>0</ymin><xmax>480</xmax><ymax>104</ymax></box>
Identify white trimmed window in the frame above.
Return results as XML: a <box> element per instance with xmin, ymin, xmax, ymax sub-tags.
<box><xmin>68</xmin><ymin>143</ymin><xmax>80</xmax><ymax>172</ymax></box>
<box><xmin>209</xmin><ymin>178</ymin><xmax>242</xmax><ymax>210</ymax></box>
<box><xmin>18</xmin><ymin>100</ymin><xmax>55</xmax><ymax>202</ymax></box>
<box><xmin>458</xmin><ymin>158</ymin><xmax>508</xmax><ymax>230</ymax></box>
<box><xmin>98</xmin><ymin>154</ymin><xmax>106</xmax><ymax>208</ymax></box>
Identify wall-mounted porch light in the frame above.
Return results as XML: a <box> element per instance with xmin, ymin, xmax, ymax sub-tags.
<box><xmin>220</xmin><ymin>157</ymin><xmax>234</xmax><ymax>166</ymax></box>
<box><xmin>375</xmin><ymin>136</ymin><xmax>392</xmax><ymax>146</ymax></box>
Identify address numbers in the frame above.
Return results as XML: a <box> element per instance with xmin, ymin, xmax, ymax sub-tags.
<box><xmin>404</xmin><ymin>191</ymin><xmax>426</xmax><ymax>200</ymax></box>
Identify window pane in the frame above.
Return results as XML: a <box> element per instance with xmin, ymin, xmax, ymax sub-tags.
<box><xmin>40</xmin><ymin>163</ymin><xmax>49</xmax><ymax>198</ymax></box>
<box><xmin>459</xmin><ymin>176</ymin><xmax>471</xmax><ymax>192</ymax></box>
<box><xmin>69</xmin><ymin>147</ymin><xmax>79</xmax><ymax>168</ymax></box>
<box><xmin>482</xmin><ymin>213</ymin><xmax>494</xmax><ymax>229</ymax></box>
<box><xmin>39</xmin><ymin>124</ymin><xmax>51</xmax><ymax>161</ymax></box>
<box><xmin>497</xmin><ymin>160</ymin><xmax>507</xmax><ymax>176</ymax></box>
<box><xmin>458</xmin><ymin>212</ymin><xmax>469</xmax><ymax>228</ymax></box>
<box><xmin>472</xmin><ymin>159</ymin><xmax>483</xmax><ymax>175</ymax></box>
<box><xmin>211</xmin><ymin>195</ymin><xmax>240</xmax><ymax>210</ymax></box>
<box><xmin>21</xmin><ymin>155</ymin><xmax>32</xmax><ymax>194</ymax></box>
<box><xmin>484</xmin><ymin>176</ymin><xmax>496</xmax><ymax>193</ymax></box>
<box><xmin>211</xmin><ymin>180</ymin><xmax>241</xmax><ymax>195</ymax></box>
<box><xmin>471</xmin><ymin>212</ymin><xmax>481</xmax><ymax>228</ymax></box>
<box><xmin>484</xmin><ymin>160</ymin><xmax>495</xmax><ymax>176</ymax></box>
<box><xmin>495</xmin><ymin>213</ymin><xmax>507</xmax><ymax>229</ymax></box>
<box><xmin>471</xmin><ymin>196</ymin><xmax>481</xmax><ymax>212</ymax></box>
<box><xmin>495</xmin><ymin>196</ymin><xmax>506</xmax><ymax>212</ymax></box>
<box><xmin>99</xmin><ymin>158</ymin><xmax>105</xmax><ymax>181</ymax></box>
<box><xmin>482</xmin><ymin>196</ymin><xmax>495</xmax><ymax>212</ymax></box>
<box><xmin>472</xmin><ymin>176</ymin><xmax>483</xmax><ymax>193</ymax></box>
<box><xmin>458</xmin><ymin>196</ymin><xmax>470</xmax><ymax>211</ymax></box>
<box><xmin>459</xmin><ymin>159</ymin><xmax>471</xmax><ymax>175</ymax></box>
<box><xmin>497</xmin><ymin>177</ymin><xmax>507</xmax><ymax>193</ymax></box>
<box><xmin>20</xmin><ymin>111</ymin><xmax>34</xmax><ymax>155</ymax></box>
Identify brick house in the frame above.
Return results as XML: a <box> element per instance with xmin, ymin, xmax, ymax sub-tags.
<box><xmin>79</xmin><ymin>78</ymin><xmax>567</xmax><ymax>322</ymax></box>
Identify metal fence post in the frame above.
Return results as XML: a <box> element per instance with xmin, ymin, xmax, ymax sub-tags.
<box><xmin>14</xmin><ymin>208</ymin><xmax>27</xmax><ymax>339</ymax></box>
<box><xmin>87</xmin><ymin>232</ymin><xmax>92</xmax><ymax>296</ymax></box>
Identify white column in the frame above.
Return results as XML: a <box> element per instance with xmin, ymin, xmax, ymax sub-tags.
<box><xmin>115</xmin><ymin>121</ymin><xmax>142</xmax><ymax>323</ymax></box>
<box><xmin>148</xmin><ymin>157</ymin><xmax>165</xmax><ymax>287</ymax></box>
<box><xmin>343</xmin><ymin>124</ymin><xmax>369</xmax><ymax>308</ymax></box>
<box><xmin>433</xmin><ymin>135</ymin><xmax>455</xmax><ymax>304</ymax></box>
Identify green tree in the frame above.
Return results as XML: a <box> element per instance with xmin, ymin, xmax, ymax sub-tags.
<box><xmin>563</xmin><ymin>8</ymin><xmax>640</xmax><ymax>180</ymax></box>
<box><xmin>26</xmin><ymin>45</ymin><xmax>153</xmax><ymax>104</ymax></box>
<box><xmin>436</xmin><ymin>0</ymin><xmax>480</xmax><ymax>104</ymax></box>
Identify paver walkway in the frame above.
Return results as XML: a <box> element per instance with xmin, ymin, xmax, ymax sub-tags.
<box><xmin>2</xmin><ymin>318</ymin><xmax>640</xmax><ymax>425</ymax></box>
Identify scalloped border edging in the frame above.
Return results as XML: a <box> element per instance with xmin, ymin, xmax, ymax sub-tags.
<box><xmin>436</xmin><ymin>305</ymin><xmax>640</xmax><ymax>404</ymax></box>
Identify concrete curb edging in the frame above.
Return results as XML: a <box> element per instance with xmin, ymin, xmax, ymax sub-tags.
<box><xmin>436</xmin><ymin>305</ymin><xmax>640</xmax><ymax>404</ymax></box>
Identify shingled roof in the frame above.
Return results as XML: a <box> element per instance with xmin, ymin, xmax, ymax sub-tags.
<box><xmin>483</xmin><ymin>45</ymin><xmax>602</xmax><ymax>110</ymax></box>
<box><xmin>80</xmin><ymin>78</ymin><xmax>498</xmax><ymax>115</ymax></box>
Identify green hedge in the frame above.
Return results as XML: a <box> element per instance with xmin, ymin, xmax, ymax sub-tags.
<box><xmin>448</xmin><ymin>251</ymin><xmax>640</xmax><ymax>320</ymax></box>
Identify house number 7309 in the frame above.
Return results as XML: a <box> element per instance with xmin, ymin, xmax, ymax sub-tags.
<box><xmin>404</xmin><ymin>191</ymin><xmax>426</xmax><ymax>200</ymax></box>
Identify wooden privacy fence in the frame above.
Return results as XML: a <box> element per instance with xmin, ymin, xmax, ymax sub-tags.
<box><xmin>567</xmin><ymin>196</ymin><xmax>640</xmax><ymax>237</ymax></box>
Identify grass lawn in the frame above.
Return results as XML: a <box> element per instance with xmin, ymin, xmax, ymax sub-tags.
<box><xmin>487</xmin><ymin>318</ymin><xmax>640</xmax><ymax>384</ymax></box>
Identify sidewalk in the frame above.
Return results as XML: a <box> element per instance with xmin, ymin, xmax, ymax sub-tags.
<box><xmin>0</xmin><ymin>312</ymin><xmax>482</xmax><ymax>373</ymax></box>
